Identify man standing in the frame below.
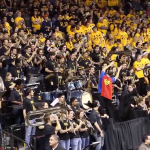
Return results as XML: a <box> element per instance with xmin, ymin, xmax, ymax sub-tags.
<box><xmin>138</xmin><ymin>134</ymin><xmax>150</xmax><ymax>150</ymax></box>
<box><xmin>23</xmin><ymin>88</ymin><xmax>36</xmax><ymax>149</ymax></box>
<box><xmin>98</xmin><ymin>61</ymin><xmax>122</xmax><ymax>119</ymax></box>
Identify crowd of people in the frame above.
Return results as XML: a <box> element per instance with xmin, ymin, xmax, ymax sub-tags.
<box><xmin>0</xmin><ymin>0</ymin><xmax>150</xmax><ymax>149</ymax></box>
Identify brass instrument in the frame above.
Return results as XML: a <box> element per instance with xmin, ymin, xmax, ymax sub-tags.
<box><xmin>0</xmin><ymin>76</ymin><xmax>5</xmax><ymax>92</ymax></box>
<box><xmin>87</xmin><ymin>73</ymin><xmax>91</xmax><ymax>91</ymax></box>
<box><xmin>26</xmin><ymin>106</ymin><xmax>66</xmax><ymax>126</ymax></box>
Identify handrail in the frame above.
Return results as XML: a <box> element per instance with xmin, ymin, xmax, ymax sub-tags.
<box><xmin>0</xmin><ymin>129</ymin><xmax>31</xmax><ymax>150</ymax></box>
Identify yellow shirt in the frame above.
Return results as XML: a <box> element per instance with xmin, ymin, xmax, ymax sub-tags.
<box><xmin>97</xmin><ymin>22</ymin><xmax>107</xmax><ymax>34</ymax></box>
<box><xmin>31</xmin><ymin>16</ymin><xmax>41</xmax><ymax>30</ymax></box>
<box><xmin>15</xmin><ymin>17</ymin><xmax>24</xmax><ymax>28</ymax></box>
<box><xmin>75</xmin><ymin>27</ymin><xmax>85</xmax><ymax>36</ymax></box>
<box><xmin>90</xmin><ymin>31</ymin><xmax>103</xmax><ymax>46</ymax></box>
<box><xmin>39</xmin><ymin>37</ymin><xmax>46</xmax><ymax>43</ymax></box>
<box><xmin>65</xmin><ymin>41</ymin><xmax>74</xmax><ymax>51</ymax></box>
<box><xmin>5</xmin><ymin>22</ymin><xmax>11</xmax><ymax>35</ymax></box>
<box><xmin>106</xmin><ymin>43</ymin><xmax>114</xmax><ymax>52</ymax></box>
<box><xmin>110</xmin><ymin>54</ymin><xmax>118</xmax><ymax>61</ymax></box>
<box><xmin>108</xmin><ymin>0</ymin><xmax>119</xmax><ymax>6</ymax></box>
<box><xmin>141</xmin><ymin>57</ymin><xmax>150</xmax><ymax>65</ymax></box>
<box><xmin>55</xmin><ymin>32</ymin><xmax>63</xmax><ymax>39</ymax></box>
<box><xmin>133</xmin><ymin>61</ymin><xmax>145</xmax><ymax>78</ymax></box>
<box><xmin>66</xmin><ymin>25</ymin><xmax>71</xmax><ymax>33</ymax></box>
<box><xmin>118</xmin><ymin>31</ymin><xmax>128</xmax><ymax>46</ymax></box>
<box><xmin>68</xmin><ymin>31</ymin><xmax>75</xmax><ymax>38</ymax></box>
<box><xmin>114</xmin><ymin>43</ymin><xmax>123</xmax><ymax>50</ymax></box>
<box><xmin>84</xmin><ymin>26</ymin><xmax>93</xmax><ymax>34</ymax></box>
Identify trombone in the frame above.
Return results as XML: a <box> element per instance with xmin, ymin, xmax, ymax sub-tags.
<box><xmin>26</xmin><ymin>106</ymin><xmax>66</xmax><ymax>126</ymax></box>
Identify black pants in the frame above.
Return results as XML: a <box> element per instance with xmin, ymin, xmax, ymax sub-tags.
<box><xmin>99</xmin><ymin>95</ymin><xmax>115</xmax><ymax>119</ymax></box>
<box><xmin>136</xmin><ymin>78</ymin><xmax>147</xmax><ymax>96</ymax></box>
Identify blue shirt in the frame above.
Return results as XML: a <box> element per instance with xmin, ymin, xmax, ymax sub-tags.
<box><xmin>98</xmin><ymin>71</ymin><xmax>116</xmax><ymax>93</ymax></box>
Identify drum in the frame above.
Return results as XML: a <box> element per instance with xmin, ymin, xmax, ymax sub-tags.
<box><xmin>41</xmin><ymin>92</ymin><xmax>53</xmax><ymax>101</ymax></box>
<box><xmin>66</xmin><ymin>82</ymin><xmax>75</xmax><ymax>91</ymax></box>
<box><xmin>74</xmin><ymin>80</ymin><xmax>83</xmax><ymax>89</ymax></box>
<box><xmin>70</xmin><ymin>90</ymin><xmax>93</xmax><ymax>109</ymax></box>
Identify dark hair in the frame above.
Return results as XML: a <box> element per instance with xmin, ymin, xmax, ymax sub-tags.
<box><xmin>57</xmin><ymin>93</ymin><xmax>64</xmax><ymax>98</ymax></box>
<box><xmin>44</xmin><ymin>114</ymin><xmax>50</xmax><ymax>124</ymax></box>
<box><xmin>14</xmin><ymin>79</ymin><xmax>23</xmax><ymax>86</ymax></box>
<box><xmin>70</xmin><ymin>97</ymin><xmax>77</xmax><ymax>104</ymax></box>
<box><xmin>25</xmin><ymin>88</ymin><xmax>32</xmax><ymax>96</ymax></box>
<box><xmin>142</xmin><ymin>134</ymin><xmax>149</xmax><ymax>142</ymax></box>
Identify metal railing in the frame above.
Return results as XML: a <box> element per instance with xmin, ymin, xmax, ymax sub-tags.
<box><xmin>0</xmin><ymin>129</ymin><xmax>32</xmax><ymax>150</ymax></box>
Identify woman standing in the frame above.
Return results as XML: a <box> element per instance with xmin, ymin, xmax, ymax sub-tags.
<box><xmin>58</xmin><ymin>113</ymin><xmax>71</xmax><ymax>150</ymax></box>
<box><xmin>77</xmin><ymin>110</ymin><xmax>90</xmax><ymax>149</ymax></box>
<box><xmin>43</xmin><ymin>114</ymin><xmax>61</xmax><ymax>150</ymax></box>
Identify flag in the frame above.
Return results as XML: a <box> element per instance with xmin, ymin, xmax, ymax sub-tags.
<box><xmin>101</xmin><ymin>75</ymin><xmax>113</xmax><ymax>100</ymax></box>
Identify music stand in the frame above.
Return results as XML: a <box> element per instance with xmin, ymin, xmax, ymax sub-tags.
<box><xmin>83</xmin><ymin>142</ymin><xmax>100</xmax><ymax>150</ymax></box>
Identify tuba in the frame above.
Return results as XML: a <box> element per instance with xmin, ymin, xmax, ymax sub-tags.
<box><xmin>26</xmin><ymin>106</ymin><xmax>67</xmax><ymax>126</ymax></box>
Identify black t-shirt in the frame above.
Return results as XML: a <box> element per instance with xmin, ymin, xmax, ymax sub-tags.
<box><xmin>45</xmin><ymin>59</ymin><xmax>57</xmax><ymax>72</ymax></box>
<box><xmin>43</xmin><ymin>124</ymin><xmax>55</xmax><ymax>148</ymax></box>
<box><xmin>0</xmin><ymin>47</ymin><xmax>7</xmax><ymax>56</ymax></box>
<box><xmin>91</xmin><ymin>52</ymin><xmax>101</xmax><ymax>62</ymax></box>
<box><xmin>80</xmin><ymin>120</ymin><xmax>89</xmax><ymax>138</ymax></box>
<box><xmin>5</xmin><ymin>81</ymin><xmax>14</xmax><ymax>90</ymax></box>
<box><xmin>8</xmin><ymin>88</ymin><xmax>23</xmax><ymax>103</ymax></box>
<box><xmin>8</xmin><ymin>64</ymin><xmax>18</xmax><ymax>77</ymax></box>
<box><xmin>7</xmin><ymin>15</ymin><xmax>14</xmax><ymax>27</ymax></box>
<box><xmin>69</xmin><ymin>119</ymin><xmax>80</xmax><ymax>139</ymax></box>
<box><xmin>79</xmin><ymin>58</ymin><xmax>91</xmax><ymax>69</ymax></box>
<box><xmin>67</xmin><ymin>59</ymin><xmax>76</xmax><ymax>70</ymax></box>
<box><xmin>23</xmin><ymin>98</ymin><xmax>36</xmax><ymax>114</ymax></box>
<box><xmin>58</xmin><ymin>120</ymin><xmax>70</xmax><ymax>140</ymax></box>
<box><xmin>90</xmin><ymin>109</ymin><xmax>103</xmax><ymax>135</ymax></box>
<box><xmin>119</xmin><ymin>69</ymin><xmax>130</xmax><ymax>82</ymax></box>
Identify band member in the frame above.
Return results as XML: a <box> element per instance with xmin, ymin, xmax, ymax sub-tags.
<box><xmin>98</xmin><ymin>61</ymin><xmax>122</xmax><ymax>119</ymax></box>
<box><xmin>45</xmin><ymin>52</ymin><xmax>58</xmax><ymax>91</ymax></box>
<box><xmin>89</xmin><ymin>101</ymin><xmax>104</xmax><ymax>150</ymax></box>
<box><xmin>70</xmin><ymin>97</ymin><xmax>80</xmax><ymax>115</ymax></box>
<box><xmin>49</xmin><ymin>135</ymin><xmax>65</xmax><ymax>150</ymax></box>
<box><xmin>34</xmin><ymin>49</ymin><xmax>47</xmax><ymax>74</ymax></box>
<box><xmin>58</xmin><ymin>113</ymin><xmax>71</xmax><ymax>150</ymax></box>
<box><xmin>43</xmin><ymin>114</ymin><xmax>61</xmax><ymax>150</ymax></box>
<box><xmin>67</xmin><ymin>52</ymin><xmax>76</xmax><ymax>71</ymax></box>
<box><xmin>23</xmin><ymin>88</ymin><xmax>36</xmax><ymax>149</ymax></box>
<box><xmin>68</xmin><ymin>110</ymin><xmax>82</xmax><ymax>150</ymax></box>
<box><xmin>4</xmin><ymin>72</ymin><xmax>15</xmax><ymax>91</ymax></box>
<box><xmin>77</xmin><ymin>110</ymin><xmax>90</xmax><ymax>149</ymax></box>
<box><xmin>8</xmin><ymin>79</ymin><xmax>24</xmax><ymax>124</ymax></box>
<box><xmin>79</xmin><ymin>51</ymin><xmax>91</xmax><ymax>69</ymax></box>
<box><xmin>50</xmin><ymin>93</ymin><xmax>65</xmax><ymax>107</ymax></box>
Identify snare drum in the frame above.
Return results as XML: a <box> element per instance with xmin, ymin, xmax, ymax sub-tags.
<box><xmin>70</xmin><ymin>90</ymin><xmax>93</xmax><ymax>109</ymax></box>
<box><xmin>66</xmin><ymin>82</ymin><xmax>75</xmax><ymax>91</ymax></box>
<box><xmin>74</xmin><ymin>80</ymin><xmax>83</xmax><ymax>89</ymax></box>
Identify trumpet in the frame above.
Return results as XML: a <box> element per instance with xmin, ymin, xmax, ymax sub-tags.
<box><xmin>26</xmin><ymin>106</ymin><xmax>66</xmax><ymax>126</ymax></box>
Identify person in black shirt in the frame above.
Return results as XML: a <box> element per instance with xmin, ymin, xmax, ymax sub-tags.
<box><xmin>67</xmin><ymin>53</ymin><xmax>76</xmax><ymax>71</ymax></box>
<box><xmin>70</xmin><ymin>97</ymin><xmax>80</xmax><ymax>115</ymax></box>
<box><xmin>0</xmin><ymin>1</ymin><xmax>6</xmax><ymax>21</ymax></box>
<box><xmin>89</xmin><ymin>101</ymin><xmax>104</xmax><ymax>150</ymax></box>
<box><xmin>79</xmin><ymin>51</ymin><xmax>91</xmax><ymax>69</ymax></box>
<box><xmin>23</xmin><ymin>88</ymin><xmax>36</xmax><ymax>149</ymax></box>
<box><xmin>49</xmin><ymin>135</ymin><xmax>65</xmax><ymax>150</ymax></box>
<box><xmin>58</xmin><ymin>113</ymin><xmax>71</xmax><ymax>150</ymax></box>
<box><xmin>45</xmin><ymin>52</ymin><xmax>58</xmax><ymax>91</ymax></box>
<box><xmin>4</xmin><ymin>72</ymin><xmax>15</xmax><ymax>91</ymax></box>
<box><xmin>43</xmin><ymin>114</ymin><xmax>61</xmax><ymax>150</ymax></box>
<box><xmin>68</xmin><ymin>110</ymin><xmax>82</xmax><ymax>150</ymax></box>
<box><xmin>8</xmin><ymin>79</ymin><xmax>24</xmax><ymax>124</ymax></box>
<box><xmin>0</xmin><ymin>39</ymin><xmax>10</xmax><ymax>57</ymax></box>
<box><xmin>77</xmin><ymin>110</ymin><xmax>90</xmax><ymax>149</ymax></box>
<box><xmin>7</xmin><ymin>9</ymin><xmax>14</xmax><ymax>28</ymax></box>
